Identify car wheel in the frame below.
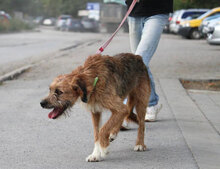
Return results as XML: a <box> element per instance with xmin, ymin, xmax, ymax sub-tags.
<box><xmin>190</xmin><ymin>28</ymin><xmax>201</xmax><ymax>39</ymax></box>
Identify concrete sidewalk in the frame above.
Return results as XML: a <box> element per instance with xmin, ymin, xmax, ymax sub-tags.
<box><xmin>0</xmin><ymin>33</ymin><xmax>220</xmax><ymax>169</ymax></box>
<box><xmin>158</xmin><ymin>78</ymin><xmax>220</xmax><ymax>169</ymax></box>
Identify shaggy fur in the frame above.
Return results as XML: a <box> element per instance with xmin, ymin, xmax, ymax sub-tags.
<box><xmin>40</xmin><ymin>53</ymin><xmax>151</xmax><ymax>162</ymax></box>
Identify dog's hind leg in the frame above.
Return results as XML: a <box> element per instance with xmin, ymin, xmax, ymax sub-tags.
<box><xmin>134</xmin><ymin>100</ymin><xmax>147</xmax><ymax>151</ymax></box>
<box><xmin>126</xmin><ymin>92</ymin><xmax>139</xmax><ymax>124</ymax></box>
<box><xmin>110</xmin><ymin>96</ymin><xmax>136</xmax><ymax>141</ymax></box>
<box><xmin>110</xmin><ymin>92</ymin><xmax>139</xmax><ymax>140</ymax></box>
<box><xmin>118</xmin><ymin>93</ymin><xmax>138</xmax><ymax>132</ymax></box>
<box><xmin>134</xmin><ymin>80</ymin><xmax>150</xmax><ymax>151</ymax></box>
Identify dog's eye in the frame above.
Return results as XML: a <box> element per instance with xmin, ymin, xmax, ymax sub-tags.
<box><xmin>73</xmin><ymin>86</ymin><xmax>78</xmax><ymax>91</ymax></box>
<box><xmin>55</xmin><ymin>89</ymin><xmax>63</xmax><ymax>95</ymax></box>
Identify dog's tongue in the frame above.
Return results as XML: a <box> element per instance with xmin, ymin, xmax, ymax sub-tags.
<box><xmin>48</xmin><ymin>108</ymin><xmax>63</xmax><ymax>119</ymax></box>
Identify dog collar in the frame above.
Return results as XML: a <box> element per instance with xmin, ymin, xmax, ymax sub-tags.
<box><xmin>93</xmin><ymin>77</ymin><xmax>99</xmax><ymax>87</ymax></box>
<box><xmin>86</xmin><ymin>77</ymin><xmax>98</xmax><ymax>103</ymax></box>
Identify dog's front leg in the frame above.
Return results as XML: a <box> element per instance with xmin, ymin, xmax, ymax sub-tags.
<box><xmin>86</xmin><ymin>112</ymin><xmax>103</xmax><ymax>162</ymax></box>
<box><xmin>97</xmin><ymin>105</ymin><xmax>128</xmax><ymax>160</ymax></box>
<box><xmin>91</xmin><ymin>112</ymin><xmax>101</xmax><ymax>142</ymax></box>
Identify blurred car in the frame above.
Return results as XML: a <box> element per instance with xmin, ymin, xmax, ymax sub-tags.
<box><xmin>55</xmin><ymin>15</ymin><xmax>72</xmax><ymax>30</ymax></box>
<box><xmin>169</xmin><ymin>10</ymin><xmax>180</xmax><ymax>33</ymax></box>
<box><xmin>207</xmin><ymin>23</ymin><xmax>220</xmax><ymax>45</ymax></box>
<box><xmin>81</xmin><ymin>18</ymin><xmax>99</xmax><ymax>32</ymax></box>
<box><xmin>179</xmin><ymin>7</ymin><xmax>220</xmax><ymax>39</ymax></box>
<box><xmin>163</xmin><ymin>13</ymin><xmax>173</xmax><ymax>33</ymax></box>
<box><xmin>65</xmin><ymin>18</ymin><xmax>83</xmax><ymax>32</ymax></box>
<box><xmin>201</xmin><ymin>17</ymin><xmax>220</xmax><ymax>37</ymax></box>
<box><xmin>33</xmin><ymin>16</ymin><xmax>44</xmax><ymax>25</ymax></box>
<box><xmin>199</xmin><ymin>14</ymin><xmax>220</xmax><ymax>36</ymax></box>
<box><xmin>169</xmin><ymin>9</ymin><xmax>208</xmax><ymax>34</ymax></box>
<box><xmin>0</xmin><ymin>11</ymin><xmax>11</xmax><ymax>23</ymax></box>
<box><xmin>43</xmin><ymin>17</ymin><xmax>56</xmax><ymax>26</ymax></box>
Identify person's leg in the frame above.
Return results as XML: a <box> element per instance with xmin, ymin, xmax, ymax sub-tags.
<box><xmin>128</xmin><ymin>16</ymin><xmax>143</xmax><ymax>53</ymax></box>
<box><xmin>123</xmin><ymin>16</ymin><xmax>142</xmax><ymax>106</ymax></box>
<box><xmin>122</xmin><ymin>16</ymin><xmax>143</xmax><ymax>129</ymax></box>
<box><xmin>135</xmin><ymin>14</ymin><xmax>168</xmax><ymax>107</ymax></box>
<box><xmin>123</xmin><ymin>14</ymin><xmax>168</xmax><ymax>126</ymax></box>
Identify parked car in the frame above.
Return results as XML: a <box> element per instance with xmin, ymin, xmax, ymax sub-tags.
<box><xmin>163</xmin><ymin>13</ymin><xmax>173</xmax><ymax>33</ymax></box>
<box><xmin>201</xmin><ymin>17</ymin><xmax>220</xmax><ymax>37</ymax></box>
<box><xmin>43</xmin><ymin>17</ymin><xmax>56</xmax><ymax>26</ymax></box>
<box><xmin>33</xmin><ymin>16</ymin><xmax>44</xmax><ymax>25</ymax></box>
<box><xmin>179</xmin><ymin>7</ymin><xmax>220</xmax><ymax>39</ymax></box>
<box><xmin>199</xmin><ymin>14</ymin><xmax>220</xmax><ymax>36</ymax></box>
<box><xmin>207</xmin><ymin>23</ymin><xmax>220</xmax><ymax>45</ymax></box>
<box><xmin>65</xmin><ymin>18</ymin><xmax>83</xmax><ymax>32</ymax></box>
<box><xmin>169</xmin><ymin>10</ymin><xmax>180</xmax><ymax>33</ymax></box>
<box><xmin>169</xmin><ymin>9</ymin><xmax>208</xmax><ymax>34</ymax></box>
<box><xmin>55</xmin><ymin>15</ymin><xmax>72</xmax><ymax>30</ymax></box>
<box><xmin>81</xmin><ymin>18</ymin><xmax>99</xmax><ymax>32</ymax></box>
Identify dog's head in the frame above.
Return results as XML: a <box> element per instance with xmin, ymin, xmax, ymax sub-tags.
<box><xmin>40</xmin><ymin>74</ymin><xmax>88</xmax><ymax>119</ymax></box>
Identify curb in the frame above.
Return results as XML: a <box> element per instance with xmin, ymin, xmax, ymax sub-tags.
<box><xmin>0</xmin><ymin>64</ymin><xmax>33</xmax><ymax>83</ymax></box>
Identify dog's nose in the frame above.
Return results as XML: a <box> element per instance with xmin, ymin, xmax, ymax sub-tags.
<box><xmin>40</xmin><ymin>100</ymin><xmax>48</xmax><ymax>108</ymax></box>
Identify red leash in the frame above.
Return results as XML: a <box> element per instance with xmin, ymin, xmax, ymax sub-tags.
<box><xmin>96</xmin><ymin>0</ymin><xmax>138</xmax><ymax>54</ymax></box>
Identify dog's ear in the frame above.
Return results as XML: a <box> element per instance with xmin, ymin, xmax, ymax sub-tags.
<box><xmin>75</xmin><ymin>78</ymin><xmax>88</xmax><ymax>103</ymax></box>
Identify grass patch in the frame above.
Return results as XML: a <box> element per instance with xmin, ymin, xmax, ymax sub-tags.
<box><xmin>0</xmin><ymin>18</ymin><xmax>34</xmax><ymax>33</ymax></box>
<box><xmin>180</xmin><ymin>79</ymin><xmax>220</xmax><ymax>91</ymax></box>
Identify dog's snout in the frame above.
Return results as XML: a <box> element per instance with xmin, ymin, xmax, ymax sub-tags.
<box><xmin>40</xmin><ymin>100</ymin><xmax>48</xmax><ymax>108</ymax></box>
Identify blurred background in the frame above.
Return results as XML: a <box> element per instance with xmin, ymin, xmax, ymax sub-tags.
<box><xmin>0</xmin><ymin>0</ymin><xmax>220</xmax><ymax>43</ymax></box>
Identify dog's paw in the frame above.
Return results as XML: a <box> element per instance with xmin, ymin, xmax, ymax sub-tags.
<box><xmin>109</xmin><ymin>133</ymin><xmax>117</xmax><ymax>142</ymax></box>
<box><xmin>134</xmin><ymin>145</ymin><xmax>147</xmax><ymax>151</ymax></box>
<box><xmin>100</xmin><ymin>146</ymin><xmax>109</xmax><ymax>158</ymax></box>
<box><xmin>86</xmin><ymin>154</ymin><xmax>101</xmax><ymax>162</ymax></box>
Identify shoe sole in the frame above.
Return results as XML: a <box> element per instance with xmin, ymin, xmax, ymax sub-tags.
<box><xmin>120</xmin><ymin>126</ymin><xmax>130</xmax><ymax>131</ymax></box>
<box><xmin>145</xmin><ymin>119</ymin><xmax>156</xmax><ymax>122</ymax></box>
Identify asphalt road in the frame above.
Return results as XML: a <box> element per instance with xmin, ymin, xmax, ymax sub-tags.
<box><xmin>0</xmin><ymin>27</ymin><xmax>103</xmax><ymax>76</ymax></box>
<box><xmin>0</xmin><ymin>27</ymin><xmax>220</xmax><ymax>169</ymax></box>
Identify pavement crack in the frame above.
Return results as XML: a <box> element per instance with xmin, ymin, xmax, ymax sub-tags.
<box><xmin>59</xmin><ymin>42</ymin><xmax>83</xmax><ymax>51</ymax></box>
<box><xmin>86</xmin><ymin>39</ymin><xmax>102</xmax><ymax>46</ymax></box>
<box><xmin>0</xmin><ymin>41</ymin><xmax>41</xmax><ymax>48</ymax></box>
<box><xmin>59</xmin><ymin>39</ymin><xmax>101</xmax><ymax>51</ymax></box>
<box><xmin>59</xmin><ymin>39</ymin><xmax>102</xmax><ymax>52</ymax></box>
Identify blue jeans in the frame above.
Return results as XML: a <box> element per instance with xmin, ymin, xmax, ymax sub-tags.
<box><xmin>128</xmin><ymin>14</ymin><xmax>168</xmax><ymax>107</ymax></box>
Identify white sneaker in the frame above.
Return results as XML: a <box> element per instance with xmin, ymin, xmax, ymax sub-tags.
<box><xmin>145</xmin><ymin>104</ymin><xmax>162</xmax><ymax>122</ymax></box>
<box><xmin>120</xmin><ymin>120</ymin><xmax>130</xmax><ymax>130</ymax></box>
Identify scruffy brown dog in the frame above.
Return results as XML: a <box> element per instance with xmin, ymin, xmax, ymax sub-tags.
<box><xmin>40</xmin><ymin>53</ymin><xmax>150</xmax><ymax>162</ymax></box>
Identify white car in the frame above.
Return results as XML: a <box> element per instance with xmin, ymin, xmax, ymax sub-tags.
<box><xmin>202</xmin><ymin>17</ymin><xmax>220</xmax><ymax>35</ymax></box>
<box><xmin>169</xmin><ymin>9</ymin><xmax>208</xmax><ymax>34</ymax></box>
<box><xmin>43</xmin><ymin>18</ymin><xmax>56</xmax><ymax>26</ymax></box>
<box><xmin>207</xmin><ymin>23</ymin><xmax>220</xmax><ymax>45</ymax></box>
<box><xmin>55</xmin><ymin>15</ymin><xmax>72</xmax><ymax>30</ymax></box>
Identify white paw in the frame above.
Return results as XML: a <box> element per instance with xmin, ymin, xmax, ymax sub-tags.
<box><xmin>109</xmin><ymin>133</ymin><xmax>117</xmax><ymax>142</ymax></box>
<box><xmin>134</xmin><ymin>145</ymin><xmax>147</xmax><ymax>151</ymax></box>
<box><xmin>100</xmin><ymin>146</ymin><xmax>109</xmax><ymax>158</ymax></box>
<box><xmin>86</xmin><ymin>142</ymin><xmax>108</xmax><ymax>162</ymax></box>
<box><xmin>86</xmin><ymin>154</ymin><xmax>101</xmax><ymax>162</ymax></box>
